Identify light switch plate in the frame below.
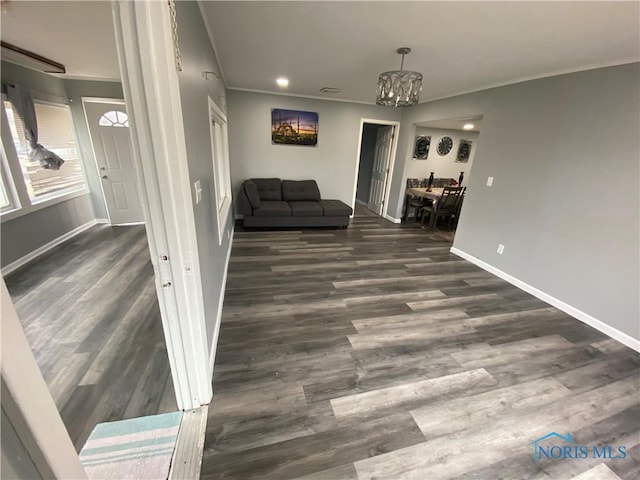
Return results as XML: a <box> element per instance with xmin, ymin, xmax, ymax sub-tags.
<box><xmin>487</xmin><ymin>176</ymin><xmax>494</xmax><ymax>187</ymax></box>
<box><xmin>194</xmin><ymin>180</ymin><xmax>202</xmax><ymax>204</ymax></box>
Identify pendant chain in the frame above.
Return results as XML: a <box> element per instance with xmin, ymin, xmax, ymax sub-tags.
<box><xmin>168</xmin><ymin>0</ymin><xmax>182</xmax><ymax>72</ymax></box>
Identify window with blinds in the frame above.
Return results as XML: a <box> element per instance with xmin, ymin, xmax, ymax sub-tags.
<box><xmin>0</xmin><ymin>176</ymin><xmax>10</xmax><ymax>209</ymax></box>
<box><xmin>3</xmin><ymin>100</ymin><xmax>87</xmax><ymax>201</ymax></box>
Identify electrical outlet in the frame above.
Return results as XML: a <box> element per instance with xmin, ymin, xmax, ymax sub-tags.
<box><xmin>487</xmin><ymin>176</ymin><xmax>494</xmax><ymax>187</ymax></box>
<box><xmin>497</xmin><ymin>244</ymin><xmax>505</xmax><ymax>255</ymax></box>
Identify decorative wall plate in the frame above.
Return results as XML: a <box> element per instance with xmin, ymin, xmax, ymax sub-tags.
<box><xmin>437</xmin><ymin>136</ymin><xmax>453</xmax><ymax>156</ymax></box>
<box><xmin>414</xmin><ymin>136</ymin><xmax>430</xmax><ymax>159</ymax></box>
<box><xmin>457</xmin><ymin>139</ymin><xmax>473</xmax><ymax>162</ymax></box>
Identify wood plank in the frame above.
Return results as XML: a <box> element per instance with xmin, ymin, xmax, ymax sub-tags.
<box><xmin>200</xmin><ymin>211</ymin><xmax>640</xmax><ymax>480</ymax></box>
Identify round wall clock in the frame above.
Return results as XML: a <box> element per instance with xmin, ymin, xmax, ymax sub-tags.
<box><xmin>437</xmin><ymin>136</ymin><xmax>453</xmax><ymax>156</ymax></box>
<box><xmin>414</xmin><ymin>136</ymin><xmax>430</xmax><ymax>159</ymax></box>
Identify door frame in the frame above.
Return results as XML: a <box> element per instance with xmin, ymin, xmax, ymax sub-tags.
<box><xmin>112</xmin><ymin>0</ymin><xmax>212</xmax><ymax>409</ymax></box>
<box><xmin>81</xmin><ymin>97</ymin><xmax>129</xmax><ymax>226</ymax></box>
<box><xmin>1</xmin><ymin>279</ymin><xmax>88</xmax><ymax>479</ymax></box>
<box><xmin>351</xmin><ymin>118</ymin><xmax>401</xmax><ymax>222</ymax></box>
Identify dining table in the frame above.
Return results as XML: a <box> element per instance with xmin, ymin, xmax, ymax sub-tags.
<box><xmin>402</xmin><ymin>187</ymin><xmax>445</xmax><ymax>222</ymax></box>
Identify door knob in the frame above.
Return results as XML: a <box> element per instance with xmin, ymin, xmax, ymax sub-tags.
<box><xmin>101</xmin><ymin>175</ymin><xmax>108</xmax><ymax>179</ymax></box>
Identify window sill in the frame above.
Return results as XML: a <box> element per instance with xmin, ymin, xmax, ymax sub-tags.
<box><xmin>1</xmin><ymin>188</ymin><xmax>91</xmax><ymax>223</ymax></box>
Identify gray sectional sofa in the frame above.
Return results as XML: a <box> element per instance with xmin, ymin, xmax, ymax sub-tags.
<box><xmin>237</xmin><ymin>178</ymin><xmax>353</xmax><ymax>228</ymax></box>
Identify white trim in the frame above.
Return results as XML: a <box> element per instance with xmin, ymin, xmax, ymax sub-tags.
<box><xmin>112</xmin><ymin>221</ymin><xmax>145</xmax><ymax>226</ymax></box>
<box><xmin>227</xmin><ymin>60</ymin><xmax>638</xmax><ymax>107</ymax></box>
<box><xmin>113</xmin><ymin>0</ymin><xmax>212</xmax><ymax>409</ymax></box>
<box><xmin>351</xmin><ymin>119</ymin><xmax>401</xmax><ymax>220</ymax></box>
<box><xmin>95</xmin><ymin>218</ymin><xmax>110</xmax><ymax>224</ymax></box>
<box><xmin>450</xmin><ymin>247</ymin><xmax>640</xmax><ymax>353</ymax></box>
<box><xmin>1</xmin><ymin>279</ymin><xmax>88</xmax><ymax>479</ymax></box>
<box><xmin>420</xmin><ymin>59</ymin><xmax>639</xmax><ymax>104</ymax></box>
<box><xmin>55</xmin><ymin>74</ymin><xmax>121</xmax><ymax>83</ymax></box>
<box><xmin>228</xmin><ymin>87</ymin><xmax>378</xmax><ymax>105</ymax></box>
<box><xmin>81</xmin><ymin>97</ymin><xmax>130</xmax><ymax>226</ymax></box>
<box><xmin>80</xmin><ymin>97</ymin><xmax>125</xmax><ymax>105</ymax></box>
<box><xmin>2</xmin><ymin>219</ymin><xmax>97</xmax><ymax>275</ymax></box>
<box><xmin>383</xmin><ymin>214</ymin><xmax>402</xmax><ymax>224</ymax></box>
<box><xmin>208</xmin><ymin>97</ymin><xmax>232</xmax><ymax>245</ymax></box>
<box><xmin>209</xmin><ymin>227</ymin><xmax>233</xmax><ymax>375</ymax></box>
<box><xmin>355</xmin><ymin>198</ymin><xmax>367</xmax><ymax>207</ymax></box>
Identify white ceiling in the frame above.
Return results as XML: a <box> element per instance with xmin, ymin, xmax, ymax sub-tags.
<box><xmin>1</xmin><ymin>1</ymin><xmax>119</xmax><ymax>81</ymax></box>
<box><xmin>0</xmin><ymin>1</ymin><xmax>638</xmax><ymax>103</ymax></box>
<box><xmin>202</xmin><ymin>1</ymin><xmax>640</xmax><ymax>104</ymax></box>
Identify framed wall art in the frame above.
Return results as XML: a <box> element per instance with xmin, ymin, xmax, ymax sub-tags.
<box><xmin>271</xmin><ymin>109</ymin><xmax>318</xmax><ymax>146</ymax></box>
<box><xmin>456</xmin><ymin>139</ymin><xmax>473</xmax><ymax>162</ymax></box>
<box><xmin>414</xmin><ymin>135</ymin><xmax>430</xmax><ymax>159</ymax></box>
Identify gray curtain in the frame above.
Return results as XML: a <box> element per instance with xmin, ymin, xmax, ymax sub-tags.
<box><xmin>4</xmin><ymin>83</ymin><xmax>64</xmax><ymax>170</ymax></box>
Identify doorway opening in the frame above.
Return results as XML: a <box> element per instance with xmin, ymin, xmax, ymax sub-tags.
<box><xmin>83</xmin><ymin>98</ymin><xmax>145</xmax><ymax>226</ymax></box>
<box><xmin>353</xmin><ymin>119</ymin><xmax>400</xmax><ymax>221</ymax></box>
<box><xmin>404</xmin><ymin>115</ymin><xmax>483</xmax><ymax>241</ymax></box>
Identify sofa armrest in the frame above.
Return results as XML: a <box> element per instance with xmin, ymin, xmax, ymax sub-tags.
<box><xmin>237</xmin><ymin>182</ymin><xmax>254</xmax><ymax>216</ymax></box>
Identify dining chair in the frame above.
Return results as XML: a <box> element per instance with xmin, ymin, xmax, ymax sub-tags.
<box><xmin>433</xmin><ymin>177</ymin><xmax>457</xmax><ymax>187</ymax></box>
<box><xmin>405</xmin><ymin>178</ymin><xmax>432</xmax><ymax>222</ymax></box>
<box><xmin>452</xmin><ymin>187</ymin><xmax>466</xmax><ymax>228</ymax></box>
<box><xmin>420</xmin><ymin>186</ymin><xmax>465</xmax><ymax>230</ymax></box>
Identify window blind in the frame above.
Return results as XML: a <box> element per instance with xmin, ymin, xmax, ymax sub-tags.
<box><xmin>4</xmin><ymin>101</ymin><xmax>86</xmax><ymax>200</ymax></box>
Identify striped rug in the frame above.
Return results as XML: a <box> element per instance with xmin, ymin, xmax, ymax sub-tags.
<box><xmin>79</xmin><ymin>411</ymin><xmax>183</xmax><ymax>480</ymax></box>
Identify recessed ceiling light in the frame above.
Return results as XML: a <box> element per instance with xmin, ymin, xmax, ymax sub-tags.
<box><xmin>276</xmin><ymin>77</ymin><xmax>289</xmax><ymax>88</ymax></box>
<box><xmin>463</xmin><ymin>123</ymin><xmax>475</xmax><ymax>130</ymax></box>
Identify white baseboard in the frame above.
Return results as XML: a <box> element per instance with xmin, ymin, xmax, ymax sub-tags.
<box><xmin>450</xmin><ymin>247</ymin><xmax>640</xmax><ymax>352</ymax></box>
<box><xmin>355</xmin><ymin>199</ymin><xmax>367</xmax><ymax>207</ymax></box>
<box><xmin>2</xmin><ymin>220</ymin><xmax>98</xmax><ymax>276</ymax></box>
<box><xmin>95</xmin><ymin>218</ymin><xmax>110</xmax><ymax>224</ymax></box>
<box><xmin>112</xmin><ymin>221</ymin><xmax>145</xmax><ymax>226</ymax></box>
<box><xmin>383</xmin><ymin>214</ymin><xmax>402</xmax><ymax>224</ymax></box>
<box><xmin>209</xmin><ymin>226</ymin><xmax>234</xmax><ymax>375</ymax></box>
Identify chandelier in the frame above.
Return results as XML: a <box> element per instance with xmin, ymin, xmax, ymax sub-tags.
<box><xmin>376</xmin><ymin>47</ymin><xmax>422</xmax><ymax>107</ymax></box>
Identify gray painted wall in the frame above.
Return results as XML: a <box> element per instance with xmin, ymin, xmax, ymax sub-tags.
<box><xmin>0</xmin><ymin>196</ymin><xmax>95</xmax><ymax>267</ymax></box>
<box><xmin>406</xmin><ymin>127</ymin><xmax>479</xmax><ymax>183</ymax></box>
<box><xmin>1</xmin><ymin>407</ymin><xmax>43</xmax><ymax>480</ymax></box>
<box><xmin>227</xmin><ymin>90</ymin><xmax>402</xmax><ymax>209</ymax></box>
<box><xmin>1</xmin><ymin>62</ymin><xmax>97</xmax><ymax>268</ymax></box>
<box><xmin>390</xmin><ymin>63</ymin><xmax>639</xmax><ymax>340</ymax></box>
<box><xmin>175</xmin><ymin>1</ymin><xmax>232</xmax><ymax>350</ymax></box>
<box><xmin>356</xmin><ymin>124</ymin><xmax>379</xmax><ymax>203</ymax></box>
<box><xmin>65</xmin><ymin>79</ymin><xmax>124</xmax><ymax>220</ymax></box>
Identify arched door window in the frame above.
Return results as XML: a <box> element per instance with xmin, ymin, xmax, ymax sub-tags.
<box><xmin>98</xmin><ymin>110</ymin><xmax>129</xmax><ymax>127</ymax></box>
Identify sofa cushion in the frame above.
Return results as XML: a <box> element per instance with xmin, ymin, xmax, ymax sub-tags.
<box><xmin>282</xmin><ymin>180</ymin><xmax>321</xmax><ymax>202</ymax></box>
<box><xmin>319</xmin><ymin>200</ymin><xmax>353</xmax><ymax>217</ymax></box>
<box><xmin>253</xmin><ymin>201</ymin><xmax>292</xmax><ymax>217</ymax></box>
<box><xmin>244</xmin><ymin>181</ymin><xmax>261</xmax><ymax>209</ymax></box>
<box><xmin>251</xmin><ymin>178</ymin><xmax>282</xmax><ymax>201</ymax></box>
<box><xmin>289</xmin><ymin>201</ymin><xmax>323</xmax><ymax>217</ymax></box>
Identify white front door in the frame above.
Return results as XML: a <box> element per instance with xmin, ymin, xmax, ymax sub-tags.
<box><xmin>84</xmin><ymin>100</ymin><xmax>144</xmax><ymax>224</ymax></box>
<box><xmin>367</xmin><ymin>125</ymin><xmax>394</xmax><ymax>215</ymax></box>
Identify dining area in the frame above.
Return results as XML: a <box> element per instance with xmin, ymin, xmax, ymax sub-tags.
<box><xmin>402</xmin><ymin>176</ymin><xmax>466</xmax><ymax>231</ymax></box>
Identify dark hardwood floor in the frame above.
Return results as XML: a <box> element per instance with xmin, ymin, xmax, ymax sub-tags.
<box><xmin>4</xmin><ymin>225</ymin><xmax>177</xmax><ymax>451</ymax></box>
<box><xmin>201</xmin><ymin>210</ymin><xmax>640</xmax><ymax>480</ymax></box>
